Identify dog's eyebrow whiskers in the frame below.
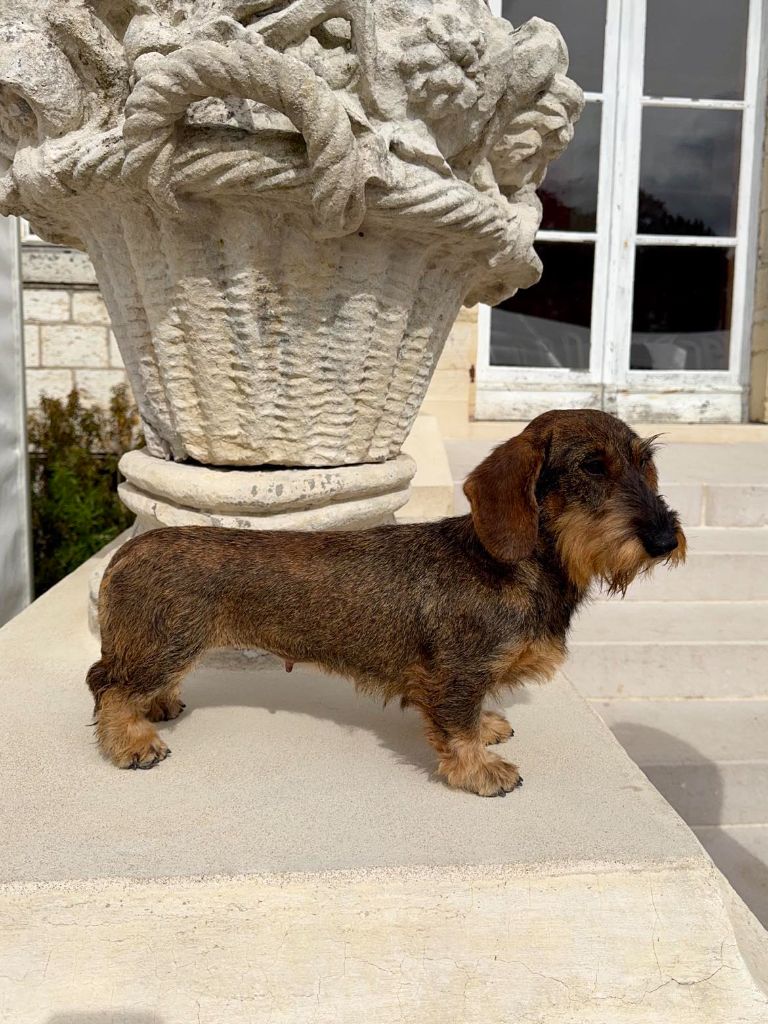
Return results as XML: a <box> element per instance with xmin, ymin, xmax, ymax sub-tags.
<box><xmin>637</xmin><ymin>433</ymin><xmax>664</xmax><ymax>460</ymax></box>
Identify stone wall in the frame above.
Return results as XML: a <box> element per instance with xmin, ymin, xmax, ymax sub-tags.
<box><xmin>421</xmin><ymin>304</ymin><xmax>478</xmax><ymax>437</ymax></box>
<box><xmin>23</xmin><ymin>285</ymin><xmax>127</xmax><ymax>408</ymax></box>
<box><xmin>749</xmin><ymin>108</ymin><xmax>768</xmax><ymax>423</ymax></box>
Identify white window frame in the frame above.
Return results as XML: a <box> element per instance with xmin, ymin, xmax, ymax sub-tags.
<box><xmin>477</xmin><ymin>0</ymin><xmax>768</xmax><ymax>422</ymax></box>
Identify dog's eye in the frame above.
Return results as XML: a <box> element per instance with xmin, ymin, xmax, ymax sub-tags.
<box><xmin>582</xmin><ymin>458</ymin><xmax>607</xmax><ymax>477</ymax></box>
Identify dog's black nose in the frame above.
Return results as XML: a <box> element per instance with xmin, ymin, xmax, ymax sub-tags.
<box><xmin>644</xmin><ymin>532</ymin><xmax>678</xmax><ymax>557</ymax></box>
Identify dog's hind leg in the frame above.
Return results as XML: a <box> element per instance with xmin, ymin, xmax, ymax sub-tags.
<box><xmin>95</xmin><ymin>684</ymin><xmax>171</xmax><ymax>769</ymax></box>
<box><xmin>87</xmin><ymin>658</ymin><xmax>190</xmax><ymax>769</ymax></box>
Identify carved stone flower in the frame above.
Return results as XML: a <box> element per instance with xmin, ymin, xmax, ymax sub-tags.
<box><xmin>285</xmin><ymin>32</ymin><xmax>359</xmax><ymax>92</ymax></box>
<box><xmin>491</xmin><ymin>73</ymin><xmax>584</xmax><ymax>195</ymax></box>
<box><xmin>399</xmin><ymin>13</ymin><xmax>487</xmax><ymax>119</ymax></box>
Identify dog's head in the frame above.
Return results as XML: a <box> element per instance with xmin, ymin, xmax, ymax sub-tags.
<box><xmin>463</xmin><ymin>409</ymin><xmax>686</xmax><ymax>593</ymax></box>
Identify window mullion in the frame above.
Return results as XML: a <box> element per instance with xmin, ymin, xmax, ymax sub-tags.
<box><xmin>600</xmin><ymin>0</ymin><xmax>647</xmax><ymax>404</ymax></box>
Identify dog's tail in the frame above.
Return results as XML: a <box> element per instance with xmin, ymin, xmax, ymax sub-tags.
<box><xmin>86</xmin><ymin>659</ymin><xmax>114</xmax><ymax>714</ymax></box>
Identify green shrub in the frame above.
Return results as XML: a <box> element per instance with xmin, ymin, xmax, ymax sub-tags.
<box><xmin>27</xmin><ymin>385</ymin><xmax>142</xmax><ymax>596</ymax></box>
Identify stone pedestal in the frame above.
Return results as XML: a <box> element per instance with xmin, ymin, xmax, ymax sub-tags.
<box><xmin>118</xmin><ymin>449</ymin><xmax>416</xmax><ymax>531</ymax></box>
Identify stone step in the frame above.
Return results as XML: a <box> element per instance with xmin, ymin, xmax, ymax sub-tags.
<box><xmin>572</xmin><ymin>600</ymin><xmax>768</xmax><ymax>642</ymax></box>
<box><xmin>567</xmin><ymin>641</ymin><xmax>768</xmax><ymax>699</ymax></box>
<box><xmin>569</xmin><ymin>600</ymin><xmax>768</xmax><ymax>698</ymax></box>
<box><xmin>593</xmin><ymin>699</ymin><xmax>768</xmax><ymax>827</ymax></box>
<box><xmin>605</xmin><ymin>550</ymin><xmax>768</xmax><ymax>602</ymax></box>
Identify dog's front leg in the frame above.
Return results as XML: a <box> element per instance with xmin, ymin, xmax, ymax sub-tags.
<box><xmin>417</xmin><ymin>695</ymin><xmax>522</xmax><ymax>798</ymax></box>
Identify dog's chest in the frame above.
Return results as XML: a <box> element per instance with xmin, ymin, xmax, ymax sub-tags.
<box><xmin>489</xmin><ymin>633</ymin><xmax>567</xmax><ymax>688</ymax></box>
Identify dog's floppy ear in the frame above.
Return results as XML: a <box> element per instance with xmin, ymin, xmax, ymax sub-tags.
<box><xmin>463</xmin><ymin>432</ymin><xmax>545</xmax><ymax>563</ymax></box>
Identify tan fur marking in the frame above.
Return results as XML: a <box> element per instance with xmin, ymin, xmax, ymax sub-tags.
<box><xmin>96</xmin><ymin>691</ymin><xmax>170</xmax><ymax>769</ymax></box>
<box><xmin>668</xmin><ymin>528</ymin><xmax>687</xmax><ymax>567</ymax></box>
<box><xmin>554</xmin><ymin>506</ymin><xmax>652</xmax><ymax>594</ymax></box>
<box><xmin>490</xmin><ymin>635</ymin><xmax>566</xmax><ymax>690</ymax></box>
<box><xmin>425</xmin><ymin>728</ymin><xmax>521</xmax><ymax>797</ymax></box>
<box><xmin>145</xmin><ymin>691</ymin><xmax>185</xmax><ymax>723</ymax></box>
<box><xmin>479</xmin><ymin>709</ymin><xmax>513</xmax><ymax>745</ymax></box>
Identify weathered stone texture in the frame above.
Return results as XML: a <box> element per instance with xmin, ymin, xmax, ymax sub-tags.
<box><xmin>1</xmin><ymin>0</ymin><xmax>582</xmax><ymax>466</ymax></box>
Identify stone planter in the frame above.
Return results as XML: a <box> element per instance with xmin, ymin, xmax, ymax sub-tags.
<box><xmin>1</xmin><ymin>1</ymin><xmax>582</xmax><ymax>519</ymax></box>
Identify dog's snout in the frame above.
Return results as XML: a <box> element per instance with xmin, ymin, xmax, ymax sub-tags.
<box><xmin>643</xmin><ymin>531</ymin><xmax>679</xmax><ymax>558</ymax></box>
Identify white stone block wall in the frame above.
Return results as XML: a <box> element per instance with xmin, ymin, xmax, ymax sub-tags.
<box><xmin>22</xmin><ymin>285</ymin><xmax>128</xmax><ymax>408</ymax></box>
<box><xmin>750</xmin><ymin>107</ymin><xmax>768</xmax><ymax>422</ymax></box>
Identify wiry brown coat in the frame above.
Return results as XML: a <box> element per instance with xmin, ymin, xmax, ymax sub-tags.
<box><xmin>87</xmin><ymin>409</ymin><xmax>685</xmax><ymax>796</ymax></box>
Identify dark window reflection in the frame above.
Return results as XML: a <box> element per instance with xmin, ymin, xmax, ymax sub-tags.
<box><xmin>645</xmin><ymin>0</ymin><xmax>749</xmax><ymax>101</ymax></box>
<box><xmin>502</xmin><ymin>0</ymin><xmax>607</xmax><ymax>93</ymax></box>
<box><xmin>638</xmin><ymin>109</ymin><xmax>742</xmax><ymax>237</ymax></box>
<box><xmin>491</xmin><ymin>243</ymin><xmax>593</xmax><ymax>369</ymax></box>
<box><xmin>540</xmin><ymin>101</ymin><xmax>601</xmax><ymax>231</ymax></box>
<box><xmin>631</xmin><ymin>246</ymin><xmax>734</xmax><ymax>371</ymax></box>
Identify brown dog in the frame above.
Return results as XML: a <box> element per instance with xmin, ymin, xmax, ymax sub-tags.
<box><xmin>87</xmin><ymin>409</ymin><xmax>685</xmax><ymax>795</ymax></box>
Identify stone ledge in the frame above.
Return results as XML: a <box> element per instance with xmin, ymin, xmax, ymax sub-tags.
<box><xmin>1</xmin><ymin>552</ymin><xmax>767</xmax><ymax>1021</ymax></box>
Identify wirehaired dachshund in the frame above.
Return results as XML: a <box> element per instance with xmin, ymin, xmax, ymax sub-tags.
<box><xmin>87</xmin><ymin>409</ymin><xmax>686</xmax><ymax>796</ymax></box>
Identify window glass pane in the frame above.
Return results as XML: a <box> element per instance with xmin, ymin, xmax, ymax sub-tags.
<box><xmin>631</xmin><ymin>246</ymin><xmax>734</xmax><ymax>371</ymax></box>
<box><xmin>502</xmin><ymin>1</ymin><xmax>607</xmax><ymax>93</ymax></box>
<box><xmin>645</xmin><ymin>0</ymin><xmax>749</xmax><ymax>101</ymax></box>
<box><xmin>638</xmin><ymin>109</ymin><xmax>742</xmax><ymax>237</ymax></box>
<box><xmin>491</xmin><ymin>242</ymin><xmax>593</xmax><ymax>369</ymax></box>
<box><xmin>540</xmin><ymin>101</ymin><xmax>600</xmax><ymax>231</ymax></box>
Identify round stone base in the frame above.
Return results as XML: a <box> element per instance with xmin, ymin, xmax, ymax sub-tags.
<box><xmin>117</xmin><ymin>449</ymin><xmax>416</xmax><ymax>531</ymax></box>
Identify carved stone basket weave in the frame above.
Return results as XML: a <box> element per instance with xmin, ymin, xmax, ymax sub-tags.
<box><xmin>1</xmin><ymin>0</ymin><xmax>582</xmax><ymax>467</ymax></box>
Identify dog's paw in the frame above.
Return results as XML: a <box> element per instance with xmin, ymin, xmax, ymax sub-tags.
<box><xmin>117</xmin><ymin>736</ymin><xmax>171</xmax><ymax>770</ymax></box>
<box><xmin>471</xmin><ymin>755</ymin><xmax>522</xmax><ymax>797</ymax></box>
<box><xmin>146</xmin><ymin>696</ymin><xmax>186</xmax><ymax>723</ymax></box>
<box><xmin>479</xmin><ymin>710</ymin><xmax>513</xmax><ymax>745</ymax></box>
<box><xmin>439</xmin><ymin>745</ymin><xmax>522</xmax><ymax>797</ymax></box>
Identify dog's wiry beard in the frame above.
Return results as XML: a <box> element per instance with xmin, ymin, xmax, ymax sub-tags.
<box><xmin>554</xmin><ymin>506</ymin><xmax>653</xmax><ymax>597</ymax></box>
<box><xmin>601</xmin><ymin>537</ymin><xmax>653</xmax><ymax>597</ymax></box>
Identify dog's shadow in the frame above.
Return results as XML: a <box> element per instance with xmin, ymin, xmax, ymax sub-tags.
<box><xmin>163</xmin><ymin>655</ymin><xmax>531</xmax><ymax>779</ymax></box>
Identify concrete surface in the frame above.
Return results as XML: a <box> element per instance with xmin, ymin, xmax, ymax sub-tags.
<box><xmin>2</xmin><ymin>555</ymin><xmax>768</xmax><ymax>1022</ymax></box>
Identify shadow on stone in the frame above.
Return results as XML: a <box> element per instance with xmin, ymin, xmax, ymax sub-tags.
<box><xmin>171</xmin><ymin>662</ymin><xmax>531</xmax><ymax>780</ymax></box>
<box><xmin>607</xmin><ymin>721</ymin><xmax>768</xmax><ymax>927</ymax></box>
